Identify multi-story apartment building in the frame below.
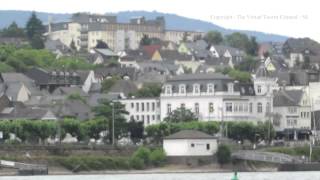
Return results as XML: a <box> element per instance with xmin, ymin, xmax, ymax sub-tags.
<box><xmin>47</xmin><ymin>13</ymin><xmax>205</xmax><ymax>52</ymax></box>
<box><xmin>48</xmin><ymin>13</ymin><xmax>165</xmax><ymax>51</ymax></box>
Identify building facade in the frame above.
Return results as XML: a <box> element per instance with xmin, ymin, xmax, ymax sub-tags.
<box><xmin>48</xmin><ymin>14</ymin><xmax>165</xmax><ymax>51</ymax></box>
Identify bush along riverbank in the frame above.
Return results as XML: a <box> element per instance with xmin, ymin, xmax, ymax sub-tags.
<box><xmin>265</xmin><ymin>146</ymin><xmax>320</xmax><ymax>162</ymax></box>
<box><xmin>49</xmin><ymin>147</ymin><xmax>166</xmax><ymax>172</ymax></box>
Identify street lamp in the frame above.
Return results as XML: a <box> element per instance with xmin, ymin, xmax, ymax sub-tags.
<box><xmin>110</xmin><ymin>102</ymin><xmax>115</xmax><ymax>146</ymax></box>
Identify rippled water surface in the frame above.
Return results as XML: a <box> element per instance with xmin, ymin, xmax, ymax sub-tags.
<box><xmin>2</xmin><ymin>172</ymin><xmax>320</xmax><ymax>180</ymax></box>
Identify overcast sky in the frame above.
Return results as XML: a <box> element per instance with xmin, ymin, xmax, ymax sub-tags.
<box><xmin>1</xmin><ymin>0</ymin><xmax>319</xmax><ymax>42</ymax></box>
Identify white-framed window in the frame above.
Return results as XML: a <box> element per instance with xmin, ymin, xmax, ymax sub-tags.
<box><xmin>179</xmin><ymin>84</ymin><xmax>186</xmax><ymax>94</ymax></box>
<box><xmin>193</xmin><ymin>84</ymin><xmax>200</xmax><ymax>94</ymax></box>
<box><xmin>257</xmin><ymin>85</ymin><xmax>262</xmax><ymax>93</ymax></box>
<box><xmin>195</xmin><ymin>103</ymin><xmax>199</xmax><ymax>115</ymax></box>
<box><xmin>167</xmin><ymin>104</ymin><xmax>172</xmax><ymax>115</ymax></box>
<box><xmin>207</xmin><ymin>83</ymin><xmax>214</xmax><ymax>94</ymax></box>
<box><xmin>257</xmin><ymin>102</ymin><xmax>263</xmax><ymax>113</ymax></box>
<box><xmin>152</xmin><ymin>102</ymin><xmax>155</xmax><ymax>111</ymax></box>
<box><xmin>181</xmin><ymin>103</ymin><xmax>185</xmax><ymax>109</ymax></box>
<box><xmin>136</xmin><ymin>102</ymin><xmax>139</xmax><ymax>112</ymax></box>
<box><xmin>165</xmin><ymin>85</ymin><xmax>172</xmax><ymax>95</ymax></box>
<box><xmin>226</xmin><ymin>103</ymin><xmax>233</xmax><ymax>112</ymax></box>
<box><xmin>146</xmin><ymin>102</ymin><xmax>150</xmax><ymax>112</ymax></box>
<box><xmin>209</xmin><ymin>103</ymin><xmax>214</xmax><ymax>113</ymax></box>
<box><xmin>288</xmin><ymin>107</ymin><xmax>297</xmax><ymax>113</ymax></box>
<box><xmin>287</xmin><ymin>119</ymin><xmax>297</xmax><ymax>126</ymax></box>
<box><xmin>266</xmin><ymin>102</ymin><xmax>271</xmax><ymax>113</ymax></box>
<box><xmin>228</xmin><ymin>83</ymin><xmax>234</xmax><ymax>93</ymax></box>
<box><xmin>249</xmin><ymin>103</ymin><xmax>253</xmax><ymax>113</ymax></box>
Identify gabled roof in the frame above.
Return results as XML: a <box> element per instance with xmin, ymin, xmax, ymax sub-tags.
<box><xmin>273</xmin><ymin>89</ymin><xmax>304</xmax><ymax>107</ymax></box>
<box><xmin>109</xmin><ymin>80</ymin><xmax>138</xmax><ymax>97</ymax></box>
<box><xmin>52</xmin><ymin>86</ymin><xmax>88</xmax><ymax>96</ymax></box>
<box><xmin>94</xmin><ymin>48</ymin><xmax>117</xmax><ymax>57</ymax></box>
<box><xmin>164</xmin><ymin>130</ymin><xmax>215</xmax><ymax>139</ymax></box>
<box><xmin>158</xmin><ymin>50</ymin><xmax>193</xmax><ymax>61</ymax></box>
<box><xmin>0</xmin><ymin>73</ymin><xmax>34</xmax><ymax>83</ymax></box>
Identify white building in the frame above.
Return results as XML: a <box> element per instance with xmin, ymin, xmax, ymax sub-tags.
<box><xmin>273</xmin><ymin>88</ymin><xmax>311</xmax><ymax>132</ymax></box>
<box><xmin>119</xmin><ymin>98</ymin><xmax>161</xmax><ymax>126</ymax></box>
<box><xmin>160</xmin><ymin>71</ymin><xmax>274</xmax><ymax>122</ymax></box>
<box><xmin>163</xmin><ymin>130</ymin><xmax>218</xmax><ymax>156</ymax></box>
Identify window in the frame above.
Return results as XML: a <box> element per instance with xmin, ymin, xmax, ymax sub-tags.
<box><xmin>146</xmin><ymin>102</ymin><xmax>150</xmax><ymax>112</ymax></box>
<box><xmin>165</xmin><ymin>85</ymin><xmax>172</xmax><ymax>94</ymax></box>
<box><xmin>136</xmin><ymin>103</ymin><xmax>139</xmax><ymax>112</ymax></box>
<box><xmin>181</xmin><ymin>103</ymin><xmax>185</xmax><ymax>108</ymax></box>
<box><xmin>194</xmin><ymin>84</ymin><xmax>200</xmax><ymax>94</ymax></box>
<box><xmin>179</xmin><ymin>84</ymin><xmax>186</xmax><ymax>94</ymax></box>
<box><xmin>288</xmin><ymin>107</ymin><xmax>297</xmax><ymax>113</ymax></box>
<box><xmin>152</xmin><ymin>102</ymin><xmax>155</xmax><ymax>111</ymax></box>
<box><xmin>249</xmin><ymin>103</ymin><xmax>253</xmax><ymax>113</ymax></box>
<box><xmin>167</xmin><ymin>104</ymin><xmax>172</xmax><ymax>114</ymax></box>
<box><xmin>234</xmin><ymin>103</ymin><xmax>238</xmax><ymax>112</ymax></box>
<box><xmin>228</xmin><ymin>83</ymin><xmax>234</xmax><ymax>93</ymax></box>
<box><xmin>195</xmin><ymin>103</ymin><xmax>199</xmax><ymax>115</ymax></box>
<box><xmin>209</xmin><ymin>103</ymin><xmax>214</xmax><ymax>113</ymax></box>
<box><xmin>206</xmin><ymin>144</ymin><xmax>210</xmax><ymax>150</ymax></box>
<box><xmin>191</xmin><ymin>143</ymin><xmax>195</xmax><ymax>147</ymax></box>
<box><xmin>152</xmin><ymin>115</ymin><xmax>155</xmax><ymax>121</ymax></box>
<box><xmin>239</xmin><ymin>103</ymin><xmax>243</xmax><ymax>112</ymax></box>
<box><xmin>207</xmin><ymin>83</ymin><xmax>214</xmax><ymax>94</ymax></box>
<box><xmin>147</xmin><ymin>115</ymin><xmax>150</xmax><ymax>124</ymax></box>
<box><xmin>266</xmin><ymin>102</ymin><xmax>271</xmax><ymax>113</ymax></box>
<box><xmin>136</xmin><ymin>115</ymin><xmax>139</xmax><ymax>121</ymax></box>
<box><xmin>257</xmin><ymin>85</ymin><xmax>262</xmax><ymax>93</ymax></box>
<box><xmin>131</xmin><ymin>103</ymin><xmax>134</xmax><ymax>109</ymax></box>
<box><xmin>141</xmin><ymin>115</ymin><xmax>145</xmax><ymax>123</ymax></box>
<box><xmin>257</xmin><ymin>103</ymin><xmax>263</xmax><ymax>113</ymax></box>
<box><xmin>287</xmin><ymin>119</ymin><xmax>297</xmax><ymax>126</ymax></box>
<box><xmin>226</xmin><ymin>103</ymin><xmax>233</xmax><ymax>112</ymax></box>
<box><xmin>141</xmin><ymin>103</ymin><xmax>145</xmax><ymax>112</ymax></box>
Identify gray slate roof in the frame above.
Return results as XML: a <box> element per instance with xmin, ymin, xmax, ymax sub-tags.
<box><xmin>273</xmin><ymin>90</ymin><xmax>303</xmax><ymax>107</ymax></box>
<box><xmin>164</xmin><ymin>130</ymin><xmax>215</xmax><ymax>139</ymax></box>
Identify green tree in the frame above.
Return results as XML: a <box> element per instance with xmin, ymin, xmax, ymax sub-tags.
<box><xmin>26</xmin><ymin>12</ymin><xmax>45</xmax><ymax>49</ymax></box>
<box><xmin>130</xmin><ymin>83</ymin><xmax>162</xmax><ymax>98</ymax></box>
<box><xmin>204</xmin><ymin>31</ymin><xmax>223</xmax><ymax>45</ymax></box>
<box><xmin>164</xmin><ymin>107</ymin><xmax>198</xmax><ymax>123</ymax></box>
<box><xmin>1</xmin><ymin>22</ymin><xmax>25</xmax><ymax>38</ymax></box>
<box><xmin>127</xmin><ymin>120</ymin><xmax>144</xmax><ymax>144</ymax></box>
<box><xmin>67</xmin><ymin>93</ymin><xmax>87</xmax><ymax>104</ymax></box>
<box><xmin>140</xmin><ymin>34</ymin><xmax>152</xmax><ymax>46</ymax></box>
<box><xmin>101</xmin><ymin>76</ymin><xmax>120</xmax><ymax>93</ymax></box>
<box><xmin>82</xmin><ymin>118</ymin><xmax>106</xmax><ymax>141</ymax></box>
<box><xmin>217</xmin><ymin>144</ymin><xmax>231</xmax><ymax>166</ymax></box>
<box><xmin>225</xmin><ymin>32</ymin><xmax>258</xmax><ymax>56</ymax></box>
<box><xmin>235</xmin><ymin>55</ymin><xmax>257</xmax><ymax>71</ymax></box>
<box><xmin>93</xmin><ymin>100</ymin><xmax>128</xmax><ymax>144</ymax></box>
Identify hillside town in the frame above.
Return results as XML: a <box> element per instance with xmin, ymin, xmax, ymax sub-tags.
<box><xmin>1</xmin><ymin>11</ymin><xmax>320</xmax><ymax>175</ymax></box>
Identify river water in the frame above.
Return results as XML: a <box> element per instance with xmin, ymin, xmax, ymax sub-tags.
<box><xmin>1</xmin><ymin>172</ymin><xmax>320</xmax><ymax>180</ymax></box>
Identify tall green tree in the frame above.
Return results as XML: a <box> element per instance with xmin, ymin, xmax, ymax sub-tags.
<box><xmin>204</xmin><ymin>31</ymin><xmax>223</xmax><ymax>45</ymax></box>
<box><xmin>217</xmin><ymin>144</ymin><xmax>231</xmax><ymax>166</ymax></box>
<box><xmin>93</xmin><ymin>100</ymin><xmax>129</xmax><ymax>144</ymax></box>
<box><xmin>26</xmin><ymin>12</ymin><xmax>45</xmax><ymax>49</ymax></box>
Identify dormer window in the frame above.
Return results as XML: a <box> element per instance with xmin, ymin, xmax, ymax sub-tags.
<box><xmin>193</xmin><ymin>84</ymin><xmax>200</xmax><ymax>94</ymax></box>
<box><xmin>179</xmin><ymin>84</ymin><xmax>186</xmax><ymax>94</ymax></box>
<box><xmin>207</xmin><ymin>84</ymin><xmax>214</xmax><ymax>94</ymax></box>
<box><xmin>165</xmin><ymin>85</ymin><xmax>172</xmax><ymax>95</ymax></box>
<box><xmin>257</xmin><ymin>85</ymin><xmax>262</xmax><ymax>93</ymax></box>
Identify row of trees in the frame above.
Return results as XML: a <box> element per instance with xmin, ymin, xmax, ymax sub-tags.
<box><xmin>145</xmin><ymin>120</ymin><xmax>275</xmax><ymax>144</ymax></box>
<box><xmin>0</xmin><ymin>12</ymin><xmax>45</xmax><ymax>49</ymax></box>
<box><xmin>204</xmin><ymin>31</ymin><xmax>259</xmax><ymax>56</ymax></box>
